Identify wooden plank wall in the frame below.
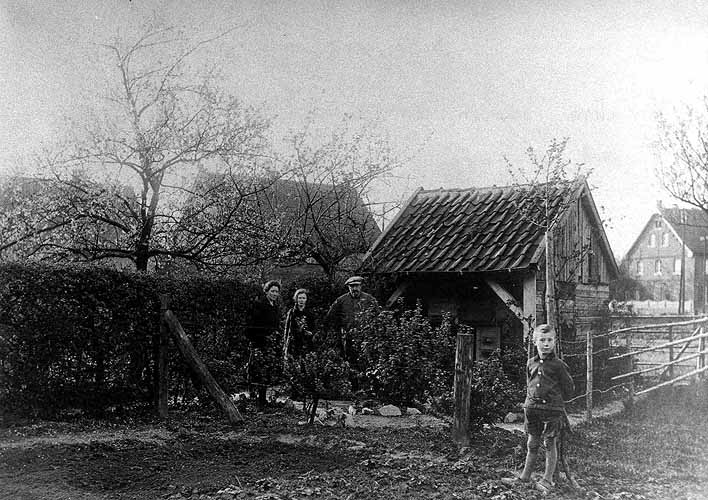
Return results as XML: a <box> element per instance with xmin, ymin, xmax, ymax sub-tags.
<box><xmin>554</xmin><ymin>196</ymin><xmax>612</xmax><ymax>285</ymax></box>
<box><xmin>534</xmin><ymin>279</ymin><xmax>610</xmax><ymax>337</ymax></box>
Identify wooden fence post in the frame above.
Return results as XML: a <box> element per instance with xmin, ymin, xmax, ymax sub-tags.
<box><xmin>699</xmin><ymin>326</ymin><xmax>706</xmax><ymax>368</ymax></box>
<box><xmin>698</xmin><ymin>324</ymin><xmax>707</xmax><ymax>402</ymax></box>
<box><xmin>626</xmin><ymin>333</ymin><xmax>634</xmax><ymax>408</ymax></box>
<box><xmin>668</xmin><ymin>325</ymin><xmax>674</xmax><ymax>380</ymax></box>
<box><xmin>586</xmin><ymin>329</ymin><xmax>593</xmax><ymax>421</ymax></box>
<box><xmin>156</xmin><ymin>295</ymin><xmax>170</xmax><ymax>419</ymax></box>
<box><xmin>452</xmin><ymin>333</ymin><xmax>475</xmax><ymax>447</ymax></box>
<box><xmin>698</xmin><ymin>325</ymin><xmax>706</xmax><ymax>375</ymax></box>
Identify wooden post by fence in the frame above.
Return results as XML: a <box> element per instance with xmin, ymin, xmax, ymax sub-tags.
<box><xmin>452</xmin><ymin>333</ymin><xmax>475</xmax><ymax>447</ymax></box>
<box><xmin>698</xmin><ymin>325</ymin><xmax>707</xmax><ymax>401</ymax></box>
<box><xmin>164</xmin><ymin>310</ymin><xmax>244</xmax><ymax>425</ymax></box>
<box><xmin>626</xmin><ymin>333</ymin><xmax>634</xmax><ymax>408</ymax></box>
<box><xmin>668</xmin><ymin>325</ymin><xmax>674</xmax><ymax>380</ymax></box>
<box><xmin>156</xmin><ymin>295</ymin><xmax>170</xmax><ymax>419</ymax></box>
<box><xmin>698</xmin><ymin>325</ymin><xmax>706</xmax><ymax>374</ymax></box>
<box><xmin>586</xmin><ymin>329</ymin><xmax>593</xmax><ymax>420</ymax></box>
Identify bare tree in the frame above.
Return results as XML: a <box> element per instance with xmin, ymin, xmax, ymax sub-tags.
<box><xmin>1</xmin><ymin>23</ymin><xmax>273</xmax><ymax>272</ymax></box>
<box><xmin>656</xmin><ymin>101</ymin><xmax>708</xmax><ymax>212</ymax></box>
<box><xmin>506</xmin><ymin>138</ymin><xmax>590</xmax><ymax>341</ymax></box>
<box><xmin>259</xmin><ymin>116</ymin><xmax>403</xmax><ymax>280</ymax></box>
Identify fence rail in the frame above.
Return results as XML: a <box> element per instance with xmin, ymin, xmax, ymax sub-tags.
<box><xmin>560</xmin><ymin>315</ymin><xmax>708</xmax><ymax>420</ymax></box>
<box><xmin>605</xmin><ymin>316</ymin><xmax>708</xmax><ymax>402</ymax></box>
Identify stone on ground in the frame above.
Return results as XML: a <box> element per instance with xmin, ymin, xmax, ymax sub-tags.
<box><xmin>378</xmin><ymin>404</ymin><xmax>402</xmax><ymax>416</ymax></box>
<box><xmin>504</xmin><ymin>412</ymin><xmax>523</xmax><ymax>423</ymax></box>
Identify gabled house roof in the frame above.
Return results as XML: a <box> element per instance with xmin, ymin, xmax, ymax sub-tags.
<box><xmin>361</xmin><ymin>179</ymin><xmax>617</xmax><ymax>276</ymax></box>
<box><xmin>622</xmin><ymin>205</ymin><xmax>708</xmax><ymax>262</ymax></box>
<box><xmin>658</xmin><ymin>206</ymin><xmax>708</xmax><ymax>254</ymax></box>
<box><xmin>257</xmin><ymin>178</ymin><xmax>381</xmax><ymax>245</ymax></box>
<box><xmin>190</xmin><ymin>172</ymin><xmax>381</xmax><ymax>269</ymax></box>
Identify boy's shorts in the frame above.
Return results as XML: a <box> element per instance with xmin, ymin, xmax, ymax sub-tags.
<box><xmin>524</xmin><ymin>408</ymin><xmax>566</xmax><ymax>438</ymax></box>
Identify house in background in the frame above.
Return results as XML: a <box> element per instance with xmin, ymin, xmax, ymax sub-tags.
<box><xmin>254</xmin><ymin>178</ymin><xmax>382</xmax><ymax>280</ymax></box>
<box><xmin>621</xmin><ymin>202</ymin><xmax>708</xmax><ymax>314</ymax></box>
<box><xmin>187</xmin><ymin>173</ymin><xmax>381</xmax><ymax>281</ymax></box>
<box><xmin>360</xmin><ymin>179</ymin><xmax>618</xmax><ymax>359</ymax></box>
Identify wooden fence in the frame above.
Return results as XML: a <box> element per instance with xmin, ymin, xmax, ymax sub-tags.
<box><xmin>607</xmin><ymin>317</ymin><xmax>708</xmax><ymax>402</ymax></box>
<box><xmin>452</xmin><ymin>316</ymin><xmax>708</xmax><ymax>443</ymax></box>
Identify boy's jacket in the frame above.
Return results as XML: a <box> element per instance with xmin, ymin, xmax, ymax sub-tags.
<box><xmin>524</xmin><ymin>352</ymin><xmax>575</xmax><ymax>411</ymax></box>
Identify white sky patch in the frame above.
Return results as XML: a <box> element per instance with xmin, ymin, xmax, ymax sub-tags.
<box><xmin>3</xmin><ymin>1</ymin><xmax>708</xmax><ymax>259</ymax></box>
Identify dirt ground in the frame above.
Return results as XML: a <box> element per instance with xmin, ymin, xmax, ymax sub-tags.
<box><xmin>1</xmin><ymin>389</ymin><xmax>707</xmax><ymax>500</ymax></box>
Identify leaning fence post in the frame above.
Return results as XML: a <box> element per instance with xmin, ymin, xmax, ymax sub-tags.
<box><xmin>586</xmin><ymin>329</ymin><xmax>593</xmax><ymax>420</ymax></box>
<box><xmin>452</xmin><ymin>333</ymin><xmax>475</xmax><ymax>447</ymax></box>
<box><xmin>157</xmin><ymin>294</ymin><xmax>170</xmax><ymax>419</ymax></box>
<box><xmin>164</xmin><ymin>310</ymin><xmax>244</xmax><ymax>424</ymax></box>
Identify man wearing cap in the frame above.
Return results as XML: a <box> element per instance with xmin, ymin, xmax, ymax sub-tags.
<box><xmin>325</xmin><ymin>276</ymin><xmax>379</xmax><ymax>334</ymax></box>
<box><xmin>325</xmin><ymin>276</ymin><xmax>379</xmax><ymax>389</ymax></box>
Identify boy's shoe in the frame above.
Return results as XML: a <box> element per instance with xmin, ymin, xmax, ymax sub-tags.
<box><xmin>501</xmin><ymin>476</ymin><xmax>532</xmax><ymax>486</ymax></box>
<box><xmin>535</xmin><ymin>478</ymin><xmax>554</xmax><ymax>494</ymax></box>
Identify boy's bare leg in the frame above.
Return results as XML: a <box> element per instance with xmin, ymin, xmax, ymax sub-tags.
<box><xmin>543</xmin><ymin>436</ymin><xmax>558</xmax><ymax>484</ymax></box>
<box><xmin>520</xmin><ymin>434</ymin><xmax>540</xmax><ymax>480</ymax></box>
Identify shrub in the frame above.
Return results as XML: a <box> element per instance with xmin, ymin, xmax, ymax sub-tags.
<box><xmin>468</xmin><ymin>350</ymin><xmax>524</xmax><ymax>428</ymax></box>
<box><xmin>285</xmin><ymin>338</ymin><xmax>351</xmax><ymax>423</ymax></box>
<box><xmin>353</xmin><ymin>307</ymin><xmax>456</xmax><ymax>406</ymax></box>
<box><xmin>431</xmin><ymin>349</ymin><xmax>525</xmax><ymax>429</ymax></box>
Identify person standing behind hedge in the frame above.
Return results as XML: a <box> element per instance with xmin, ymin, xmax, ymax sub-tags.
<box><xmin>245</xmin><ymin>280</ymin><xmax>283</xmax><ymax>409</ymax></box>
<box><xmin>325</xmin><ymin>275</ymin><xmax>379</xmax><ymax>360</ymax></box>
<box><xmin>324</xmin><ymin>276</ymin><xmax>379</xmax><ymax>392</ymax></box>
<box><xmin>283</xmin><ymin>288</ymin><xmax>315</xmax><ymax>361</ymax></box>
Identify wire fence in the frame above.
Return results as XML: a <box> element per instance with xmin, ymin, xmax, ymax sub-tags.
<box><xmin>559</xmin><ymin>315</ymin><xmax>708</xmax><ymax>419</ymax></box>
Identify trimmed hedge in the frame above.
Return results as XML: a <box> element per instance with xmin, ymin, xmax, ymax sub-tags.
<box><xmin>0</xmin><ymin>263</ymin><xmax>527</xmax><ymax>427</ymax></box>
<box><xmin>0</xmin><ymin>263</ymin><xmax>267</xmax><ymax>417</ymax></box>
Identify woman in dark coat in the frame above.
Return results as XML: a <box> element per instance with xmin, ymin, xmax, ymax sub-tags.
<box><xmin>246</xmin><ymin>280</ymin><xmax>283</xmax><ymax>408</ymax></box>
<box><xmin>283</xmin><ymin>288</ymin><xmax>315</xmax><ymax>360</ymax></box>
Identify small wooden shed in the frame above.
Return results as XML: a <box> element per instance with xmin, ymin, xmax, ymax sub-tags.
<box><xmin>360</xmin><ymin>179</ymin><xmax>618</xmax><ymax>358</ymax></box>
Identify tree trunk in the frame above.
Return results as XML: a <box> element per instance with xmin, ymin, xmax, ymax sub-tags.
<box><xmin>545</xmin><ymin>230</ymin><xmax>557</xmax><ymax>331</ymax></box>
<box><xmin>308</xmin><ymin>395</ymin><xmax>319</xmax><ymax>425</ymax></box>
<box><xmin>136</xmin><ymin>243</ymin><xmax>149</xmax><ymax>271</ymax></box>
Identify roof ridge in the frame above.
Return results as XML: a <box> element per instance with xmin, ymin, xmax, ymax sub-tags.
<box><xmin>417</xmin><ymin>179</ymin><xmax>578</xmax><ymax>194</ymax></box>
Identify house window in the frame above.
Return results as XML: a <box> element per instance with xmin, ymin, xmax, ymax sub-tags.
<box><xmin>637</xmin><ymin>261</ymin><xmax>644</xmax><ymax>276</ymax></box>
<box><xmin>649</xmin><ymin>234</ymin><xmax>656</xmax><ymax>247</ymax></box>
<box><xmin>662</xmin><ymin>233</ymin><xmax>670</xmax><ymax>247</ymax></box>
<box><xmin>655</xmin><ymin>259</ymin><xmax>662</xmax><ymax>275</ymax></box>
<box><xmin>655</xmin><ymin>219</ymin><xmax>662</xmax><ymax>229</ymax></box>
<box><xmin>674</xmin><ymin>258</ymin><xmax>681</xmax><ymax>275</ymax></box>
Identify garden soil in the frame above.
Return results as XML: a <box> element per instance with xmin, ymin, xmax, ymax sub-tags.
<box><xmin>1</xmin><ymin>387</ymin><xmax>707</xmax><ymax>500</ymax></box>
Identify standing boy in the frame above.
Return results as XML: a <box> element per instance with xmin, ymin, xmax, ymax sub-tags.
<box><xmin>504</xmin><ymin>323</ymin><xmax>575</xmax><ymax>494</ymax></box>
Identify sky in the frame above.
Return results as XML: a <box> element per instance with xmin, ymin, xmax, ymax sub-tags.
<box><xmin>3</xmin><ymin>0</ymin><xmax>708</xmax><ymax>258</ymax></box>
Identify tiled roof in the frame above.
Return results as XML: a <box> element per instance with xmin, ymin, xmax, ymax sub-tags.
<box><xmin>361</xmin><ymin>182</ymin><xmax>580</xmax><ymax>274</ymax></box>
<box><xmin>259</xmin><ymin>179</ymin><xmax>381</xmax><ymax>245</ymax></box>
<box><xmin>660</xmin><ymin>207</ymin><xmax>708</xmax><ymax>254</ymax></box>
